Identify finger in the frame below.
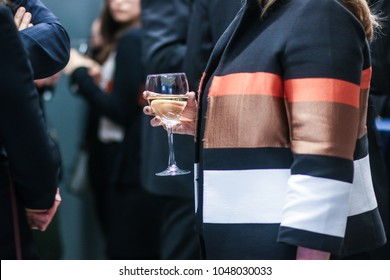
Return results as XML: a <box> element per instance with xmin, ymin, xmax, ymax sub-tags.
<box><xmin>14</xmin><ymin>7</ymin><xmax>26</xmax><ymax>28</ymax></box>
<box><xmin>150</xmin><ymin>117</ymin><xmax>162</xmax><ymax>127</ymax></box>
<box><xmin>55</xmin><ymin>188</ymin><xmax>62</xmax><ymax>201</ymax></box>
<box><xmin>142</xmin><ymin>91</ymin><xmax>148</xmax><ymax>100</ymax></box>
<box><xmin>187</xmin><ymin>91</ymin><xmax>197</xmax><ymax>107</ymax></box>
<box><xmin>143</xmin><ymin>106</ymin><xmax>154</xmax><ymax>116</ymax></box>
<box><xmin>46</xmin><ymin>199</ymin><xmax>61</xmax><ymax>217</ymax></box>
<box><xmin>18</xmin><ymin>12</ymin><xmax>32</xmax><ymax>31</ymax></box>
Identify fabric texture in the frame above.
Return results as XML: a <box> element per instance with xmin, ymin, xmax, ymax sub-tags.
<box><xmin>195</xmin><ymin>0</ymin><xmax>386</xmax><ymax>259</ymax></box>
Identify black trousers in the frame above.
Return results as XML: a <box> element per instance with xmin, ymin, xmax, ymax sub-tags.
<box><xmin>159</xmin><ymin>196</ymin><xmax>200</xmax><ymax>260</ymax></box>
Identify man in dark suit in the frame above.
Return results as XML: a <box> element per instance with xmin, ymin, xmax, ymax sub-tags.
<box><xmin>0</xmin><ymin>1</ymin><xmax>70</xmax><ymax>259</ymax></box>
<box><xmin>141</xmin><ymin>0</ymin><xmax>242</xmax><ymax>259</ymax></box>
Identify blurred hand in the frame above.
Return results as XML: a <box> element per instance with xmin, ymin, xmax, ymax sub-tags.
<box><xmin>143</xmin><ymin>91</ymin><xmax>198</xmax><ymax>136</ymax></box>
<box><xmin>35</xmin><ymin>72</ymin><xmax>62</xmax><ymax>88</ymax></box>
<box><xmin>14</xmin><ymin>7</ymin><xmax>33</xmax><ymax>31</ymax></box>
<box><xmin>25</xmin><ymin>188</ymin><xmax>62</xmax><ymax>231</ymax></box>
<box><xmin>296</xmin><ymin>247</ymin><xmax>331</xmax><ymax>260</ymax></box>
<box><xmin>64</xmin><ymin>49</ymin><xmax>99</xmax><ymax>75</ymax></box>
<box><xmin>87</xmin><ymin>62</ymin><xmax>102</xmax><ymax>85</ymax></box>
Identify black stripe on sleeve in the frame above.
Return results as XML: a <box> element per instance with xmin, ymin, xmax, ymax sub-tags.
<box><xmin>203</xmin><ymin>147</ymin><xmax>293</xmax><ymax>170</ymax></box>
<box><xmin>291</xmin><ymin>154</ymin><xmax>353</xmax><ymax>183</ymax></box>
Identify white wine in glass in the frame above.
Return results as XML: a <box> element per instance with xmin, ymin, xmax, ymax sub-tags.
<box><xmin>145</xmin><ymin>73</ymin><xmax>191</xmax><ymax>176</ymax></box>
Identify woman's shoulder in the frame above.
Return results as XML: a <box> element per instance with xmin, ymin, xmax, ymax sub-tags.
<box><xmin>283</xmin><ymin>0</ymin><xmax>366</xmax><ymax>38</ymax></box>
<box><xmin>288</xmin><ymin>0</ymin><xmax>361</xmax><ymax>15</ymax></box>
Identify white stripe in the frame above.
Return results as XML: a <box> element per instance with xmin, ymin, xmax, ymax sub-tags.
<box><xmin>203</xmin><ymin>169</ymin><xmax>290</xmax><ymax>224</ymax></box>
<box><xmin>349</xmin><ymin>155</ymin><xmax>377</xmax><ymax>216</ymax></box>
<box><xmin>281</xmin><ymin>175</ymin><xmax>351</xmax><ymax>237</ymax></box>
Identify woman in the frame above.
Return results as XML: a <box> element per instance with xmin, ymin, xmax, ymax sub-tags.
<box><xmin>145</xmin><ymin>0</ymin><xmax>387</xmax><ymax>259</ymax></box>
<box><xmin>65</xmin><ymin>0</ymin><xmax>162</xmax><ymax>259</ymax></box>
<box><xmin>0</xmin><ymin>3</ymin><xmax>65</xmax><ymax>259</ymax></box>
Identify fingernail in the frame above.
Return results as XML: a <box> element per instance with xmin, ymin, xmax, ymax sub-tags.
<box><xmin>17</xmin><ymin>7</ymin><xmax>25</xmax><ymax>14</ymax></box>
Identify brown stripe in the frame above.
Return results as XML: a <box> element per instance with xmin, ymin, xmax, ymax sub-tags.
<box><xmin>358</xmin><ymin>88</ymin><xmax>369</xmax><ymax>138</ymax></box>
<box><xmin>285</xmin><ymin>78</ymin><xmax>360</xmax><ymax>108</ymax></box>
<box><xmin>203</xmin><ymin>95</ymin><xmax>289</xmax><ymax>148</ymax></box>
<box><xmin>288</xmin><ymin>102</ymin><xmax>359</xmax><ymax>159</ymax></box>
<box><xmin>209</xmin><ymin>72</ymin><xmax>283</xmax><ymax>97</ymax></box>
<box><xmin>361</xmin><ymin>67</ymin><xmax>371</xmax><ymax>90</ymax></box>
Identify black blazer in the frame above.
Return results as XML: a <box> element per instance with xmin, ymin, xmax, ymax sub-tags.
<box><xmin>0</xmin><ymin>5</ymin><xmax>62</xmax><ymax>259</ymax></box>
<box><xmin>140</xmin><ymin>0</ymin><xmax>242</xmax><ymax>198</ymax></box>
<box><xmin>70</xmin><ymin>29</ymin><xmax>145</xmax><ymax>187</ymax></box>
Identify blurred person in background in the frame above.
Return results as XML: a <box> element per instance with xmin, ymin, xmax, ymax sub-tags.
<box><xmin>360</xmin><ymin>0</ymin><xmax>390</xmax><ymax>259</ymax></box>
<box><xmin>64</xmin><ymin>0</ymin><xmax>162</xmax><ymax>260</ymax></box>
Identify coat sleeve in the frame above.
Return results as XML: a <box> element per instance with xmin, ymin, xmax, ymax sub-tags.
<box><xmin>277</xmin><ymin>1</ymin><xmax>368</xmax><ymax>254</ymax></box>
<box><xmin>11</xmin><ymin>0</ymin><xmax>70</xmax><ymax>79</ymax></box>
<box><xmin>0</xmin><ymin>6</ymin><xmax>60</xmax><ymax>209</ymax></box>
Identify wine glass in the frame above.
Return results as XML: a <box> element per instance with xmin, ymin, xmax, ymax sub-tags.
<box><xmin>145</xmin><ymin>73</ymin><xmax>191</xmax><ymax>176</ymax></box>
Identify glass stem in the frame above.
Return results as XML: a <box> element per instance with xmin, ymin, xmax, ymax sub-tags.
<box><xmin>166</xmin><ymin>125</ymin><xmax>177</xmax><ymax>170</ymax></box>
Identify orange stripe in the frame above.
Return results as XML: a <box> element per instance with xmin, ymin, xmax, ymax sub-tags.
<box><xmin>361</xmin><ymin>67</ymin><xmax>371</xmax><ymax>90</ymax></box>
<box><xmin>198</xmin><ymin>72</ymin><xmax>206</xmax><ymax>93</ymax></box>
<box><xmin>285</xmin><ymin>78</ymin><xmax>360</xmax><ymax>108</ymax></box>
<box><xmin>209</xmin><ymin>72</ymin><xmax>283</xmax><ymax>97</ymax></box>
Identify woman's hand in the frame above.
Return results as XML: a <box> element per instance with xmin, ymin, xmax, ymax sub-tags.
<box><xmin>64</xmin><ymin>49</ymin><xmax>98</xmax><ymax>75</ymax></box>
<box><xmin>143</xmin><ymin>91</ymin><xmax>198</xmax><ymax>136</ymax></box>
<box><xmin>25</xmin><ymin>188</ymin><xmax>62</xmax><ymax>231</ymax></box>
<box><xmin>296</xmin><ymin>247</ymin><xmax>331</xmax><ymax>260</ymax></box>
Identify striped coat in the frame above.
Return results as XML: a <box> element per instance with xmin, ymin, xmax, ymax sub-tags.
<box><xmin>195</xmin><ymin>0</ymin><xmax>386</xmax><ymax>259</ymax></box>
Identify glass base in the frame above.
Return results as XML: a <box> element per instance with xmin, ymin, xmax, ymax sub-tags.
<box><xmin>156</xmin><ymin>165</ymin><xmax>191</xmax><ymax>176</ymax></box>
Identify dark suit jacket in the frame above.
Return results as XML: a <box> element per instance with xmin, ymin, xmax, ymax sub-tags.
<box><xmin>141</xmin><ymin>0</ymin><xmax>195</xmax><ymax>198</ymax></box>
<box><xmin>10</xmin><ymin>0</ymin><xmax>70</xmax><ymax>79</ymax></box>
<box><xmin>140</xmin><ymin>0</ymin><xmax>242</xmax><ymax>198</ymax></box>
<box><xmin>184</xmin><ymin>0</ymin><xmax>242</xmax><ymax>91</ymax></box>
<box><xmin>0</xmin><ymin>3</ymin><xmax>69</xmax><ymax>259</ymax></box>
<box><xmin>0</xmin><ymin>0</ymin><xmax>69</xmax><ymax>259</ymax></box>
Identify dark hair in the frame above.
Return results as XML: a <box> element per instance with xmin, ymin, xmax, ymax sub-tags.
<box><xmin>95</xmin><ymin>1</ymin><xmax>140</xmax><ymax>63</ymax></box>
